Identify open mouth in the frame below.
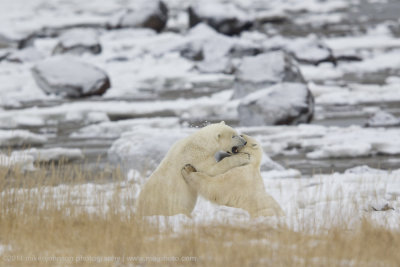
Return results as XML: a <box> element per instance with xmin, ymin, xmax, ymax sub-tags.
<box><xmin>232</xmin><ymin>146</ymin><xmax>239</xmax><ymax>154</ymax></box>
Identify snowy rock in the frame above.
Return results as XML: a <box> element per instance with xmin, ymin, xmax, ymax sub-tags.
<box><xmin>108</xmin><ymin>1</ymin><xmax>168</xmax><ymax>32</ymax></box>
<box><xmin>263</xmin><ymin>36</ymin><xmax>335</xmax><ymax>66</ymax></box>
<box><xmin>108</xmin><ymin>127</ymin><xmax>193</xmax><ymax>174</ymax></box>
<box><xmin>0</xmin><ymin>31</ymin><xmax>35</xmax><ymax>49</ymax></box>
<box><xmin>286</xmin><ymin>37</ymin><xmax>334</xmax><ymax>65</ymax></box>
<box><xmin>305</xmin><ymin>127</ymin><xmax>400</xmax><ymax>159</ymax></box>
<box><xmin>365</xmin><ymin>111</ymin><xmax>400</xmax><ymax>127</ymax></box>
<box><xmin>345</xmin><ymin>165</ymin><xmax>387</xmax><ymax>175</ymax></box>
<box><xmin>71</xmin><ymin>117</ymin><xmax>180</xmax><ymax>139</ymax></box>
<box><xmin>188</xmin><ymin>2</ymin><xmax>252</xmax><ymax>36</ymax></box>
<box><xmin>0</xmin><ymin>50</ymin><xmax>10</xmax><ymax>61</ymax></box>
<box><xmin>254</xmin><ymin>10</ymin><xmax>288</xmax><ymax>24</ymax></box>
<box><xmin>0</xmin><ymin>153</ymin><xmax>35</xmax><ymax>171</ymax></box>
<box><xmin>31</xmin><ymin>56</ymin><xmax>110</xmax><ymax>97</ymax></box>
<box><xmin>118</xmin><ymin>53</ymin><xmax>234</xmax><ymax>98</ymax></box>
<box><xmin>238</xmin><ymin>83</ymin><xmax>314</xmax><ymax>126</ymax></box>
<box><xmin>186</xmin><ymin>24</ymin><xmax>261</xmax><ymax>73</ymax></box>
<box><xmin>53</xmin><ymin>28</ymin><xmax>101</xmax><ymax>55</ymax></box>
<box><xmin>13</xmin><ymin>148</ymin><xmax>84</xmax><ymax>162</ymax></box>
<box><xmin>0</xmin><ymin>130</ymin><xmax>47</xmax><ymax>147</ymax></box>
<box><xmin>6</xmin><ymin>47</ymin><xmax>44</xmax><ymax>63</ymax></box>
<box><xmin>234</xmin><ymin>51</ymin><xmax>305</xmax><ymax>98</ymax></box>
<box><xmin>260</xmin><ymin>152</ymin><xmax>285</xmax><ymax>171</ymax></box>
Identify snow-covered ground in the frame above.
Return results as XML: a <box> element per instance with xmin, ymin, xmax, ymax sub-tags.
<box><xmin>1</xmin><ymin>0</ymin><xmax>400</xmax><ymax>235</ymax></box>
<box><xmin>4</xmin><ymin>166</ymin><xmax>398</xmax><ymax>232</ymax></box>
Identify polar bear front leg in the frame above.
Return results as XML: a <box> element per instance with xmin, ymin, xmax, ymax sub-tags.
<box><xmin>181</xmin><ymin>164</ymin><xmax>233</xmax><ymax>204</ymax></box>
<box><xmin>207</xmin><ymin>152</ymin><xmax>251</xmax><ymax>176</ymax></box>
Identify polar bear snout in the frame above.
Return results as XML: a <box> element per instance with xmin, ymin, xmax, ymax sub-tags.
<box><xmin>231</xmin><ymin>135</ymin><xmax>247</xmax><ymax>153</ymax></box>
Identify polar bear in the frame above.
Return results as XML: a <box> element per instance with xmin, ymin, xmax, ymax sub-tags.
<box><xmin>136</xmin><ymin>122</ymin><xmax>250</xmax><ymax>216</ymax></box>
<box><xmin>181</xmin><ymin>135</ymin><xmax>284</xmax><ymax>218</ymax></box>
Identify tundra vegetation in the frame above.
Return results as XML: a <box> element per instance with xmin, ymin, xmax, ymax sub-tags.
<box><xmin>0</xmin><ymin>161</ymin><xmax>399</xmax><ymax>267</ymax></box>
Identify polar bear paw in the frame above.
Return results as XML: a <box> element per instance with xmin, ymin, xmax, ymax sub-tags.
<box><xmin>182</xmin><ymin>164</ymin><xmax>197</xmax><ymax>174</ymax></box>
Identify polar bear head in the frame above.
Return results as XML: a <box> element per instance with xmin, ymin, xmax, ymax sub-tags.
<box><xmin>198</xmin><ymin>121</ymin><xmax>247</xmax><ymax>155</ymax></box>
<box><xmin>215</xmin><ymin>134</ymin><xmax>263</xmax><ymax>166</ymax></box>
<box><xmin>239</xmin><ymin>134</ymin><xmax>263</xmax><ymax>167</ymax></box>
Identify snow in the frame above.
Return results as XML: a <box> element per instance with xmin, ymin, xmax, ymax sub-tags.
<box><xmin>324</xmin><ymin>25</ymin><xmax>400</xmax><ymax>52</ymax></box>
<box><xmin>0</xmin><ymin>91</ymin><xmax>235</xmax><ymax>129</ymax></box>
<box><xmin>13</xmin><ymin>148</ymin><xmax>84</xmax><ymax>162</ymax></box>
<box><xmin>236</xmin><ymin>124</ymin><xmax>400</xmax><ymax>160</ymax></box>
<box><xmin>191</xmin><ymin>1</ymin><xmax>250</xmax><ymax>22</ymax></box>
<box><xmin>57</xmin><ymin>28</ymin><xmax>99</xmax><ymax>49</ymax></box>
<box><xmin>6</xmin><ymin>165</ymin><xmax>396</xmax><ymax>232</ymax></box>
<box><xmin>0</xmin><ymin>0</ymin><xmax>400</xmax><ymax>238</ymax></box>
<box><xmin>263</xmin><ymin>35</ymin><xmax>331</xmax><ymax>63</ymax></box>
<box><xmin>305</xmin><ymin>126</ymin><xmax>400</xmax><ymax>159</ymax></box>
<box><xmin>309</xmin><ymin>83</ymin><xmax>400</xmax><ymax>105</ymax></box>
<box><xmin>0</xmin><ymin>153</ymin><xmax>35</xmax><ymax>171</ymax></box>
<box><xmin>0</xmin><ymin>148</ymin><xmax>82</xmax><ymax>170</ymax></box>
<box><xmin>0</xmin><ymin>130</ymin><xmax>47</xmax><ymax>147</ymax></box>
<box><xmin>71</xmin><ymin>117</ymin><xmax>180</xmax><ymax>139</ymax></box>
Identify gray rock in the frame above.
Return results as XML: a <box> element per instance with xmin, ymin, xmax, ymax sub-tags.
<box><xmin>53</xmin><ymin>28</ymin><xmax>101</xmax><ymax>55</ymax></box>
<box><xmin>186</xmin><ymin>24</ymin><xmax>261</xmax><ymax>74</ymax></box>
<box><xmin>365</xmin><ymin>111</ymin><xmax>400</xmax><ymax>127</ymax></box>
<box><xmin>0</xmin><ymin>50</ymin><xmax>10</xmax><ymax>61</ymax></box>
<box><xmin>286</xmin><ymin>37</ymin><xmax>335</xmax><ymax>65</ymax></box>
<box><xmin>31</xmin><ymin>56</ymin><xmax>110</xmax><ymax>97</ymax></box>
<box><xmin>6</xmin><ymin>47</ymin><xmax>44</xmax><ymax>63</ymax></box>
<box><xmin>238</xmin><ymin>83</ymin><xmax>314</xmax><ymax>126</ymax></box>
<box><xmin>234</xmin><ymin>51</ymin><xmax>305</xmax><ymax>98</ymax></box>
<box><xmin>108</xmin><ymin>1</ymin><xmax>168</xmax><ymax>32</ymax></box>
<box><xmin>188</xmin><ymin>3</ymin><xmax>252</xmax><ymax>36</ymax></box>
<box><xmin>0</xmin><ymin>31</ymin><xmax>35</xmax><ymax>49</ymax></box>
<box><xmin>254</xmin><ymin>10</ymin><xmax>288</xmax><ymax>24</ymax></box>
<box><xmin>108</xmin><ymin>127</ymin><xmax>193</xmax><ymax>175</ymax></box>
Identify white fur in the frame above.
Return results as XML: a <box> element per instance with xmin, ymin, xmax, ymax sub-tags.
<box><xmin>182</xmin><ymin>135</ymin><xmax>284</xmax><ymax>218</ymax></box>
<box><xmin>136</xmin><ymin>122</ymin><xmax>250</xmax><ymax>216</ymax></box>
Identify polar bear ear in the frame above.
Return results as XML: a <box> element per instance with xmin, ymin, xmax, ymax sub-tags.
<box><xmin>219</xmin><ymin>121</ymin><xmax>226</xmax><ymax>125</ymax></box>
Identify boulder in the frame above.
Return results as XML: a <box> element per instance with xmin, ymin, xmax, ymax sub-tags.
<box><xmin>31</xmin><ymin>56</ymin><xmax>110</xmax><ymax>97</ymax></box>
<box><xmin>234</xmin><ymin>51</ymin><xmax>305</xmax><ymax>98</ymax></box>
<box><xmin>108</xmin><ymin>127</ymin><xmax>193</xmax><ymax>175</ymax></box>
<box><xmin>188</xmin><ymin>2</ymin><xmax>252</xmax><ymax>36</ymax></box>
<box><xmin>6</xmin><ymin>47</ymin><xmax>44</xmax><ymax>63</ymax></box>
<box><xmin>185</xmin><ymin>24</ymin><xmax>261</xmax><ymax>74</ymax></box>
<box><xmin>286</xmin><ymin>36</ymin><xmax>335</xmax><ymax>65</ymax></box>
<box><xmin>0</xmin><ymin>50</ymin><xmax>10</xmax><ymax>61</ymax></box>
<box><xmin>365</xmin><ymin>111</ymin><xmax>400</xmax><ymax>127</ymax></box>
<box><xmin>238</xmin><ymin>83</ymin><xmax>314</xmax><ymax>126</ymax></box>
<box><xmin>0</xmin><ymin>130</ymin><xmax>47</xmax><ymax>147</ymax></box>
<box><xmin>108</xmin><ymin>1</ymin><xmax>168</xmax><ymax>32</ymax></box>
<box><xmin>0</xmin><ymin>31</ymin><xmax>35</xmax><ymax>49</ymax></box>
<box><xmin>53</xmin><ymin>28</ymin><xmax>101</xmax><ymax>55</ymax></box>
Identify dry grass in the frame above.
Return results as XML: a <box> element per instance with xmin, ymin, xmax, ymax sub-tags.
<box><xmin>0</xmin><ymin>162</ymin><xmax>399</xmax><ymax>266</ymax></box>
